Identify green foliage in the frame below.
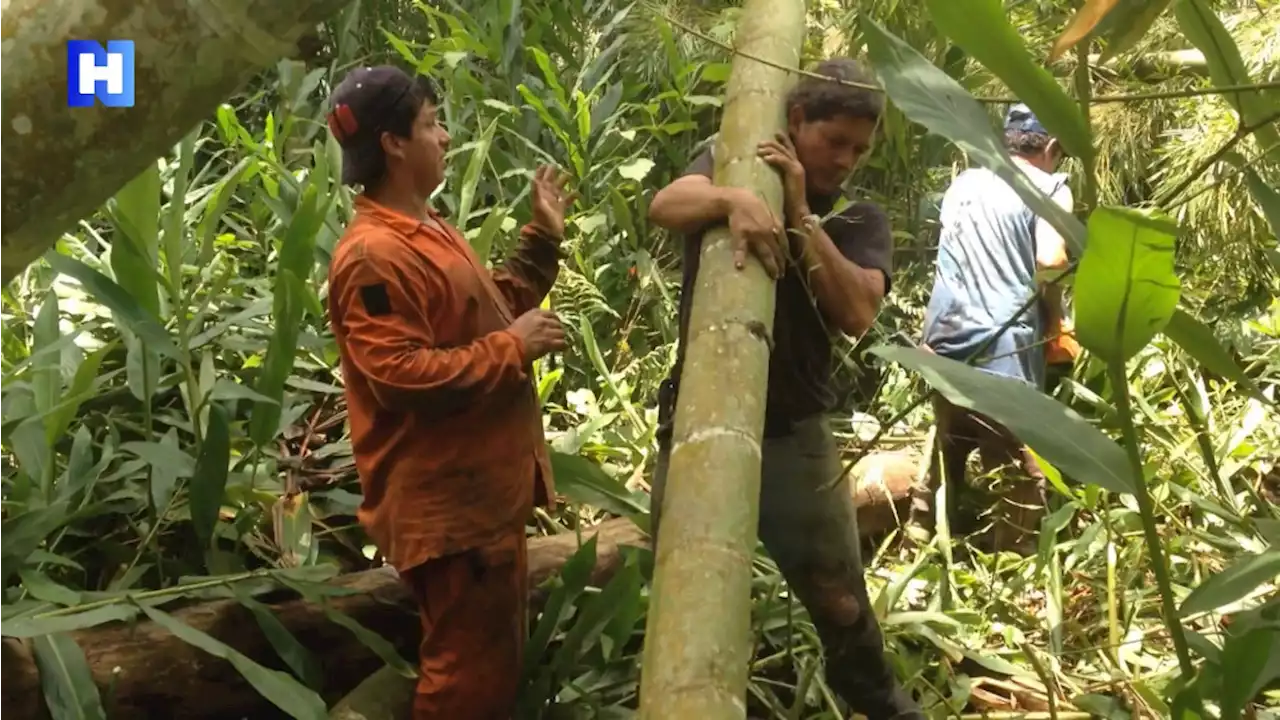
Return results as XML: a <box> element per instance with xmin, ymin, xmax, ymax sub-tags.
<box><xmin>2</xmin><ymin>0</ymin><xmax>1278</xmax><ymax>718</ymax></box>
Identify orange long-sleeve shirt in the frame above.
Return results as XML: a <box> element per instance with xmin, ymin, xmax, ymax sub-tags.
<box><xmin>328</xmin><ymin>196</ymin><xmax>558</xmax><ymax>572</ymax></box>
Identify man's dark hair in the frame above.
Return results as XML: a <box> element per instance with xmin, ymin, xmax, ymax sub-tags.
<box><xmin>1003</xmin><ymin>128</ymin><xmax>1052</xmax><ymax>157</ymax></box>
<box><xmin>346</xmin><ymin>76</ymin><xmax>442</xmax><ymax>188</ymax></box>
<box><xmin>785</xmin><ymin>58</ymin><xmax>884</xmax><ymax>123</ymax></box>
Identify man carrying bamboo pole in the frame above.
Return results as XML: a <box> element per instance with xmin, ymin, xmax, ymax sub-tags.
<box><xmin>648</xmin><ymin>58</ymin><xmax>924</xmax><ymax>720</ymax></box>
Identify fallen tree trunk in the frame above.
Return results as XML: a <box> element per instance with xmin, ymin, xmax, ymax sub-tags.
<box><xmin>0</xmin><ymin>0</ymin><xmax>352</xmax><ymax>283</ymax></box>
<box><xmin>2</xmin><ymin>452</ymin><xmax>917</xmax><ymax>720</ymax></box>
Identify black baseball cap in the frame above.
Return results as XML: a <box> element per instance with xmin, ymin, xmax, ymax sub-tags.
<box><xmin>326</xmin><ymin>65</ymin><xmax>440</xmax><ymax>186</ymax></box>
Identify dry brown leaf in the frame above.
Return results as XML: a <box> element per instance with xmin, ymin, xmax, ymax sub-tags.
<box><xmin>1049</xmin><ymin>0</ymin><xmax>1123</xmax><ymax>62</ymax></box>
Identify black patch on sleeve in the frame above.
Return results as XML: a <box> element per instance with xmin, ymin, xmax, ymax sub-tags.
<box><xmin>359</xmin><ymin>283</ymin><xmax>393</xmax><ymax>317</ymax></box>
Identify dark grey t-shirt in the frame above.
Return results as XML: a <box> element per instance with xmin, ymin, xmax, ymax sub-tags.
<box><xmin>670</xmin><ymin>147</ymin><xmax>895</xmax><ymax>428</ymax></box>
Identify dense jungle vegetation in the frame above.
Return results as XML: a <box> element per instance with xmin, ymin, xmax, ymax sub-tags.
<box><xmin>1</xmin><ymin>0</ymin><xmax>1278</xmax><ymax>718</ymax></box>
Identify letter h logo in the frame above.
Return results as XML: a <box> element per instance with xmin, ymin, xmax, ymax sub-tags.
<box><xmin>67</xmin><ymin>40</ymin><xmax>135</xmax><ymax>108</ymax></box>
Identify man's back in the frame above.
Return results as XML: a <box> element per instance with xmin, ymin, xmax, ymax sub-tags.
<box><xmin>922</xmin><ymin>162</ymin><xmax>1066</xmax><ymax>388</ymax></box>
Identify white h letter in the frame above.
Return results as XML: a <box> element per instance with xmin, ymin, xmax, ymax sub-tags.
<box><xmin>80</xmin><ymin>52</ymin><xmax>123</xmax><ymax>95</ymax></box>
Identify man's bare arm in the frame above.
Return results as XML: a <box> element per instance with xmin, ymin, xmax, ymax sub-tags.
<box><xmin>648</xmin><ymin>175</ymin><xmax>747</xmax><ymax>235</ymax></box>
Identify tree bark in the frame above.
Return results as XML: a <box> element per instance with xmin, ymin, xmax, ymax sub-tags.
<box><xmin>2</xmin><ymin>453</ymin><xmax>917</xmax><ymax>720</ymax></box>
<box><xmin>637</xmin><ymin>1</ymin><xmax>807</xmax><ymax>717</ymax></box>
<box><xmin>0</xmin><ymin>0</ymin><xmax>352</xmax><ymax>283</ymax></box>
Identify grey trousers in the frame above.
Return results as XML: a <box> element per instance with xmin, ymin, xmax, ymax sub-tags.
<box><xmin>651</xmin><ymin>414</ymin><xmax>924</xmax><ymax>720</ymax></box>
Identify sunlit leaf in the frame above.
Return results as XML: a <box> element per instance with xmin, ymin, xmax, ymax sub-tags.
<box><xmin>1179</xmin><ymin>549</ymin><xmax>1280</xmax><ymax>617</ymax></box>
<box><xmin>1074</xmin><ymin>206</ymin><xmax>1180</xmax><ymax>363</ymax></box>
<box><xmin>924</xmin><ymin>0</ymin><xmax>1091</xmax><ymax>159</ymax></box>
<box><xmin>549</xmin><ymin>450</ymin><xmax>649</xmax><ymax>515</ymax></box>
<box><xmin>1162</xmin><ymin>309</ymin><xmax>1268</xmax><ymax>403</ymax></box>
<box><xmin>1050</xmin><ymin>0</ymin><xmax>1123</xmax><ymax>61</ymax></box>
<box><xmin>617</xmin><ymin>158</ymin><xmax>655</xmax><ymax>182</ymax></box>
<box><xmin>43</xmin><ymin>253</ymin><xmax>178</xmax><ymax>358</ymax></box>
<box><xmin>1096</xmin><ymin>0</ymin><xmax>1176</xmax><ymax>62</ymax></box>
<box><xmin>1218</xmin><ymin>626</ymin><xmax>1280</xmax><ymax>720</ymax></box>
<box><xmin>861</xmin><ymin>17</ymin><xmax>1085</xmax><ymax>253</ymax></box>
<box><xmin>1174</xmin><ymin>0</ymin><xmax>1280</xmax><ymax>160</ymax></box>
<box><xmin>872</xmin><ymin>346</ymin><xmax>1135</xmax><ymax>494</ymax></box>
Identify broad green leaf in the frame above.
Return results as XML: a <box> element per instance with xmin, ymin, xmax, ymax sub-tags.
<box><xmin>861</xmin><ymin>17</ymin><xmax>1085</xmax><ymax>253</ymax></box>
<box><xmin>231</xmin><ymin>585</ymin><xmax>323</xmax><ymax>689</ymax></box>
<box><xmin>109</xmin><ymin>161</ymin><xmax>162</xmax><ymax>316</ymax></box>
<box><xmin>1050</xmin><ymin>0</ymin><xmax>1123</xmax><ymax>62</ymax></box>
<box><xmin>1162</xmin><ymin>309</ymin><xmax>1268</xmax><ymax>403</ymax></box>
<box><xmin>1096</xmin><ymin>0</ymin><xmax>1176</xmax><ymax>62</ymax></box>
<box><xmin>209</xmin><ymin>378</ymin><xmax>279</xmax><ymax>405</ymax></box>
<box><xmin>138</xmin><ymin>603</ymin><xmax>328</xmax><ymax>719</ymax></box>
<box><xmin>1218</xmin><ymin>627</ymin><xmax>1280</xmax><ymax>720</ymax></box>
<box><xmin>9</xmin><ymin>417</ymin><xmax>50</xmax><ymax>493</ymax></box>
<box><xmin>1</xmin><ymin>501</ymin><xmax>73</xmax><ymax>585</ymax></box>
<box><xmin>617</xmin><ymin>158</ymin><xmax>655</xmax><ymax>182</ymax></box>
<box><xmin>1074</xmin><ymin>206</ymin><xmax>1180</xmax><ymax>363</ymax></box>
<box><xmin>925</xmin><ymin>0</ymin><xmax>1091</xmax><ymax>159</ymax></box>
<box><xmin>1174</xmin><ymin>0</ymin><xmax>1280</xmax><ymax>160</ymax></box>
<box><xmin>32</xmin><ymin>632</ymin><xmax>107</xmax><ymax>720</ymax></box>
<box><xmin>45</xmin><ymin>344</ymin><xmax>109</xmax><ymax>447</ymax></box>
<box><xmin>1179</xmin><ymin>549</ymin><xmax>1280</xmax><ymax>617</ymax></box>
<box><xmin>2</xmin><ymin>605</ymin><xmax>139</xmax><ymax>639</ymax></box>
<box><xmin>872</xmin><ymin>346</ymin><xmax>1135</xmax><ymax>494</ymax></box>
<box><xmin>147</xmin><ymin>429</ymin><xmax>183</xmax><ymax>514</ymax></box>
<box><xmin>18</xmin><ymin>569</ymin><xmax>82</xmax><ymax>607</ymax></box>
<box><xmin>549</xmin><ymin>450</ymin><xmax>649</xmax><ymax>515</ymax></box>
<box><xmin>199</xmin><ymin>157</ymin><xmax>254</xmax><ymax>267</ymax></box>
<box><xmin>162</xmin><ymin>132</ymin><xmax>197</xmax><ymax>294</ymax></box>
<box><xmin>249</xmin><ymin>269</ymin><xmax>303</xmax><ymax>447</ymax></box>
<box><xmin>32</xmin><ymin>289</ymin><xmax>61</xmax><ymax>418</ymax></box>
<box><xmin>551</xmin><ymin>557</ymin><xmax>643</xmax><ymax>669</ymax></box>
<box><xmin>524</xmin><ymin>535</ymin><xmax>598</xmax><ymax>670</ymax></box>
<box><xmin>59</xmin><ymin>425</ymin><xmax>108</xmax><ymax>504</ymax></box>
<box><xmin>191</xmin><ymin>405</ymin><xmax>232</xmax><ymax>550</ymax></box>
<box><xmin>120</xmin><ymin>440</ymin><xmax>196</xmax><ymax>477</ymax></box>
<box><xmin>250</xmin><ymin>162</ymin><xmax>323</xmax><ymax>447</ymax></box>
<box><xmin>472</xmin><ymin>206</ymin><xmax>508</xmax><ymax>267</ymax></box>
<box><xmin>456</xmin><ymin>118</ymin><xmax>499</xmax><ymax>234</ymax></box>
<box><xmin>43</xmin><ymin>253</ymin><xmax>178</xmax><ymax>358</ymax></box>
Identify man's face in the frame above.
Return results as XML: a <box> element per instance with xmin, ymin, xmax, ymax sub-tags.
<box><xmin>789</xmin><ymin>109</ymin><xmax>877</xmax><ymax>196</ymax></box>
<box><xmin>384</xmin><ymin>100</ymin><xmax>452</xmax><ymax>197</ymax></box>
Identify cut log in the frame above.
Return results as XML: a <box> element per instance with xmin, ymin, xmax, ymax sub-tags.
<box><xmin>2</xmin><ymin>452</ymin><xmax>917</xmax><ymax>720</ymax></box>
<box><xmin>0</xmin><ymin>0</ymin><xmax>353</xmax><ymax>283</ymax></box>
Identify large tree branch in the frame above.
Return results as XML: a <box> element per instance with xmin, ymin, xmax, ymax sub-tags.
<box><xmin>0</xmin><ymin>0</ymin><xmax>353</xmax><ymax>283</ymax></box>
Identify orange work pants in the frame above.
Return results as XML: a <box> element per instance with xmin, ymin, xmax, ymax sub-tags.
<box><xmin>400</xmin><ymin>529</ymin><xmax>529</xmax><ymax>719</ymax></box>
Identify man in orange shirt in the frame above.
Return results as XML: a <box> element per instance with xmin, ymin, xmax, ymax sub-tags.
<box><xmin>324</xmin><ymin>65</ymin><xmax>574</xmax><ymax>718</ymax></box>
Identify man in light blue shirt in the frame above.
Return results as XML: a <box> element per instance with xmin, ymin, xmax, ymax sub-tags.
<box><xmin>910</xmin><ymin>104</ymin><xmax>1072</xmax><ymax>551</ymax></box>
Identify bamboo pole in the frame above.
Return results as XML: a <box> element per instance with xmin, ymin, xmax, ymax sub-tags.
<box><xmin>0</xmin><ymin>0</ymin><xmax>352</xmax><ymax>283</ymax></box>
<box><xmin>637</xmin><ymin>0</ymin><xmax>806</xmax><ymax>717</ymax></box>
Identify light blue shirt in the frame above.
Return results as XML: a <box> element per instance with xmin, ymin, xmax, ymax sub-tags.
<box><xmin>921</xmin><ymin>161</ymin><xmax>1069</xmax><ymax>390</ymax></box>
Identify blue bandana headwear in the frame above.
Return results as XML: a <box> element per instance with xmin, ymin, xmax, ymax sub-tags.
<box><xmin>1004</xmin><ymin>103</ymin><xmax>1049</xmax><ymax>135</ymax></box>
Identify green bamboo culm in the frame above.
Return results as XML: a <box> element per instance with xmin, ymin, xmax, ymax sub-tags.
<box><xmin>637</xmin><ymin>0</ymin><xmax>807</xmax><ymax>717</ymax></box>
